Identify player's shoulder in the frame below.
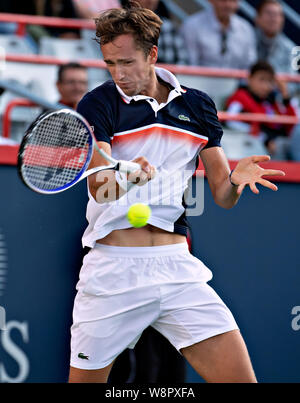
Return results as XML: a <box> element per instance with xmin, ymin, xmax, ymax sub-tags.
<box><xmin>182</xmin><ymin>86</ymin><xmax>217</xmax><ymax>110</ymax></box>
<box><xmin>78</xmin><ymin>80</ymin><xmax>118</xmax><ymax>109</ymax></box>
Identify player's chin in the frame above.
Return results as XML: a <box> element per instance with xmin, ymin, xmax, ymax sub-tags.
<box><xmin>119</xmin><ymin>84</ymin><xmax>137</xmax><ymax>96</ymax></box>
<box><xmin>124</xmin><ymin>89</ymin><xmax>137</xmax><ymax>97</ymax></box>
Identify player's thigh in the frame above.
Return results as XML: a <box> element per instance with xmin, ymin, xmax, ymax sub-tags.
<box><xmin>69</xmin><ymin>362</ymin><xmax>114</xmax><ymax>383</ymax></box>
<box><xmin>181</xmin><ymin>329</ymin><xmax>257</xmax><ymax>383</ymax></box>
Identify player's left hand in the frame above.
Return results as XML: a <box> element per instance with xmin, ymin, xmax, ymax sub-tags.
<box><xmin>230</xmin><ymin>155</ymin><xmax>285</xmax><ymax>195</ymax></box>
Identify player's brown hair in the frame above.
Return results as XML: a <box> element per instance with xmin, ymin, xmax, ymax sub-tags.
<box><xmin>94</xmin><ymin>3</ymin><xmax>163</xmax><ymax>57</ymax></box>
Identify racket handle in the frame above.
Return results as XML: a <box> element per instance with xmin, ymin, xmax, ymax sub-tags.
<box><xmin>118</xmin><ymin>160</ymin><xmax>141</xmax><ymax>173</ymax></box>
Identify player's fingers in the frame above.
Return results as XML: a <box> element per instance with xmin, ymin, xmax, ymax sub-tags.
<box><xmin>138</xmin><ymin>170</ymin><xmax>148</xmax><ymax>182</ymax></box>
<box><xmin>257</xmin><ymin>179</ymin><xmax>278</xmax><ymax>191</ymax></box>
<box><xmin>128</xmin><ymin>167</ymin><xmax>155</xmax><ymax>185</ymax></box>
<box><xmin>236</xmin><ymin>183</ymin><xmax>246</xmax><ymax>195</ymax></box>
<box><xmin>140</xmin><ymin>160</ymin><xmax>152</xmax><ymax>174</ymax></box>
<box><xmin>252</xmin><ymin>155</ymin><xmax>270</xmax><ymax>163</ymax></box>
<box><xmin>262</xmin><ymin>169</ymin><xmax>285</xmax><ymax>177</ymax></box>
<box><xmin>132</xmin><ymin>156</ymin><xmax>151</xmax><ymax>173</ymax></box>
<box><xmin>249</xmin><ymin>182</ymin><xmax>259</xmax><ymax>194</ymax></box>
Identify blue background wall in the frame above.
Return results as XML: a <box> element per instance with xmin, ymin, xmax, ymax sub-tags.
<box><xmin>0</xmin><ymin>165</ymin><xmax>299</xmax><ymax>382</ymax></box>
<box><xmin>187</xmin><ymin>178</ymin><xmax>300</xmax><ymax>383</ymax></box>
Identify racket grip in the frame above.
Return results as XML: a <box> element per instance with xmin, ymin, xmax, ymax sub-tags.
<box><xmin>118</xmin><ymin>160</ymin><xmax>141</xmax><ymax>173</ymax></box>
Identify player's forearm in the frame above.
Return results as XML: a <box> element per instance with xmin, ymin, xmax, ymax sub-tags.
<box><xmin>213</xmin><ymin>175</ymin><xmax>241</xmax><ymax>209</ymax></box>
<box><xmin>89</xmin><ymin>157</ymin><xmax>155</xmax><ymax>203</ymax></box>
<box><xmin>89</xmin><ymin>171</ymin><xmax>128</xmax><ymax>203</ymax></box>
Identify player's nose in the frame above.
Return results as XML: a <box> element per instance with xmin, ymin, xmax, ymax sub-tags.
<box><xmin>114</xmin><ymin>65</ymin><xmax>125</xmax><ymax>81</ymax></box>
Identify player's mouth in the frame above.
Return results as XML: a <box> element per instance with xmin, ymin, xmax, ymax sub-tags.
<box><xmin>118</xmin><ymin>82</ymin><xmax>132</xmax><ymax>88</ymax></box>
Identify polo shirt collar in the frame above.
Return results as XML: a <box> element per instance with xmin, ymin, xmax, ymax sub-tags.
<box><xmin>116</xmin><ymin>67</ymin><xmax>185</xmax><ymax>104</ymax></box>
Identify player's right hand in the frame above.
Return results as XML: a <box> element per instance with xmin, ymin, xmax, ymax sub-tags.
<box><xmin>128</xmin><ymin>156</ymin><xmax>156</xmax><ymax>186</ymax></box>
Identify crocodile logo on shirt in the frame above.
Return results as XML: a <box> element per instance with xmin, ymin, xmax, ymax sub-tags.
<box><xmin>178</xmin><ymin>114</ymin><xmax>190</xmax><ymax>122</ymax></box>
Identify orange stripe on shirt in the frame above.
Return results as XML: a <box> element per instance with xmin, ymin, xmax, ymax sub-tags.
<box><xmin>112</xmin><ymin>125</ymin><xmax>208</xmax><ymax>147</ymax></box>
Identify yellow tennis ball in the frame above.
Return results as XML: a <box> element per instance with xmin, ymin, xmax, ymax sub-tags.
<box><xmin>127</xmin><ymin>203</ymin><xmax>151</xmax><ymax>228</ymax></box>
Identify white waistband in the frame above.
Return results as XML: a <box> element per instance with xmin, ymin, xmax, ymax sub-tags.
<box><xmin>93</xmin><ymin>242</ymin><xmax>189</xmax><ymax>257</ymax></box>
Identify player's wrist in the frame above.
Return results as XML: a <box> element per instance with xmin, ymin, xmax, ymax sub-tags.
<box><xmin>115</xmin><ymin>171</ymin><xmax>135</xmax><ymax>192</ymax></box>
<box><xmin>229</xmin><ymin>170</ymin><xmax>238</xmax><ymax>187</ymax></box>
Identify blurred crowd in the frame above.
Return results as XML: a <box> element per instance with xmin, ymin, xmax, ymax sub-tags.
<box><xmin>0</xmin><ymin>0</ymin><xmax>297</xmax><ymax>71</ymax></box>
<box><xmin>0</xmin><ymin>0</ymin><xmax>299</xmax><ymax>161</ymax></box>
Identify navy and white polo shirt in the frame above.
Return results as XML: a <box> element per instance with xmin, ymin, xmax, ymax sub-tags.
<box><xmin>77</xmin><ymin>67</ymin><xmax>223</xmax><ymax>248</ymax></box>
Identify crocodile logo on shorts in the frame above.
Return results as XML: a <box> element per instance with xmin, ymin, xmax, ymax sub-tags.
<box><xmin>78</xmin><ymin>352</ymin><xmax>89</xmax><ymax>360</ymax></box>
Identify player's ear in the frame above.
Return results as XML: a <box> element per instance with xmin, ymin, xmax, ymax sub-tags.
<box><xmin>149</xmin><ymin>46</ymin><xmax>158</xmax><ymax>65</ymax></box>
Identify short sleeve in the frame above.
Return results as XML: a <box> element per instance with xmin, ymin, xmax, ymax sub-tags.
<box><xmin>185</xmin><ymin>90</ymin><xmax>223</xmax><ymax>149</ymax></box>
<box><xmin>200</xmin><ymin>92</ymin><xmax>223</xmax><ymax>149</ymax></box>
<box><xmin>77</xmin><ymin>93</ymin><xmax>113</xmax><ymax>144</ymax></box>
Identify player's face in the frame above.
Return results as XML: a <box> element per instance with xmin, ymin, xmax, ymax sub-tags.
<box><xmin>102</xmin><ymin>34</ymin><xmax>157</xmax><ymax>97</ymax></box>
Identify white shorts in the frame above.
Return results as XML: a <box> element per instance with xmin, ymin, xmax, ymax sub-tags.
<box><xmin>70</xmin><ymin>243</ymin><xmax>238</xmax><ymax>370</ymax></box>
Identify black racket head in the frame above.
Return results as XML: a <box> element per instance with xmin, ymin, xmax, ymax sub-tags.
<box><xmin>18</xmin><ymin>109</ymin><xmax>94</xmax><ymax>194</ymax></box>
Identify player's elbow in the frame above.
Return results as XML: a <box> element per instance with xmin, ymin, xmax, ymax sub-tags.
<box><xmin>88</xmin><ymin>178</ymin><xmax>108</xmax><ymax>204</ymax></box>
<box><xmin>88</xmin><ymin>171</ymin><xmax>121</xmax><ymax>203</ymax></box>
<box><xmin>214</xmin><ymin>194</ymin><xmax>238</xmax><ymax>210</ymax></box>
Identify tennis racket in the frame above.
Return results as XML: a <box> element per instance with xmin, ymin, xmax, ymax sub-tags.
<box><xmin>18</xmin><ymin>108</ymin><xmax>141</xmax><ymax>194</ymax></box>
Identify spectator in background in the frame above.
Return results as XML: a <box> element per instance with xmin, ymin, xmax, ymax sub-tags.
<box><xmin>0</xmin><ymin>0</ymin><xmax>21</xmax><ymax>34</ymax></box>
<box><xmin>56</xmin><ymin>62</ymin><xmax>88</xmax><ymax>109</ymax></box>
<box><xmin>40</xmin><ymin>0</ymin><xmax>80</xmax><ymax>38</ymax></box>
<box><xmin>133</xmin><ymin>0</ymin><xmax>188</xmax><ymax>65</ymax></box>
<box><xmin>255</xmin><ymin>0</ymin><xmax>295</xmax><ymax>75</ymax></box>
<box><xmin>0</xmin><ymin>1</ymin><xmax>80</xmax><ymax>40</ymax></box>
<box><xmin>0</xmin><ymin>0</ymin><xmax>41</xmax><ymax>50</ymax></box>
<box><xmin>72</xmin><ymin>0</ymin><xmax>121</xmax><ymax>19</ymax></box>
<box><xmin>225</xmin><ymin>61</ymin><xmax>298</xmax><ymax>160</ymax></box>
<box><xmin>180</xmin><ymin>0</ymin><xmax>256</xmax><ymax>69</ymax></box>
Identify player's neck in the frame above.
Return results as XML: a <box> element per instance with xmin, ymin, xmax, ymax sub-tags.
<box><xmin>141</xmin><ymin>69</ymin><xmax>170</xmax><ymax>104</ymax></box>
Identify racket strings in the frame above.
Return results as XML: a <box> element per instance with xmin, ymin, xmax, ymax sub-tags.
<box><xmin>21</xmin><ymin>113</ymin><xmax>91</xmax><ymax>191</ymax></box>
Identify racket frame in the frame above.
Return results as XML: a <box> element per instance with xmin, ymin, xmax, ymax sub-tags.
<box><xmin>17</xmin><ymin>109</ymin><xmax>140</xmax><ymax>194</ymax></box>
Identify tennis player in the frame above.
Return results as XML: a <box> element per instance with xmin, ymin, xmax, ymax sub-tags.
<box><xmin>68</xmin><ymin>4</ymin><xmax>284</xmax><ymax>383</ymax></box>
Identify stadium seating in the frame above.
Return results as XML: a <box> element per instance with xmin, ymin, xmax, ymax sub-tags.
<box><xmin>39</xmin><ymin>37</ymin><xmax>98</xmax><ymax>60</ymax></box>
<box><xmin>0</xmin><ymin>86</ymin><xmax>42</xmax><ymax>142</ymax></box>
<box><xmin>0</xmin><ymin>34</ymin><xmax>109</xmax><ymax>142</ymax></box>
<box><xmin>221</xmin><ymin>129</ymin><xmax>267</xmax><ymax>159</ymax></box>
<box><xmin>0</xmin><ymin>34</ymin><xmax>36</xmax><ymax>54</ymax></box>
<box><xmin>39</xmin><ymin>36</ymin><xmax>109</xmax><ymax>87</ymax></box>
<box><xmin>178</xmin><ymin>75</ymin><xmax>239</xmax><ymax>110</ymax></box>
